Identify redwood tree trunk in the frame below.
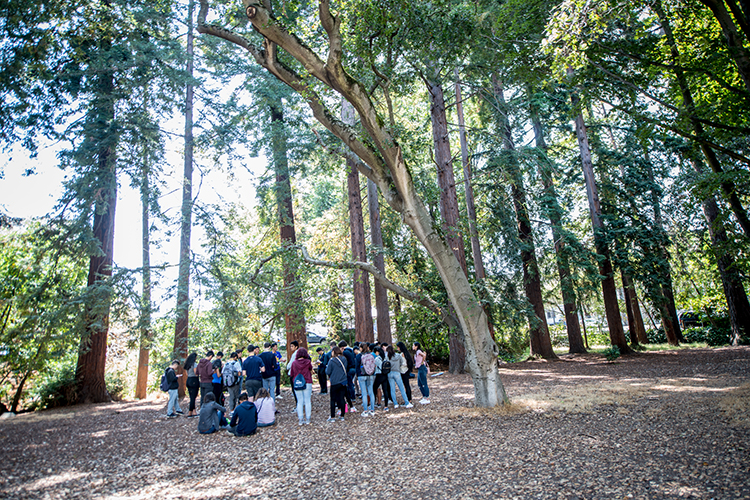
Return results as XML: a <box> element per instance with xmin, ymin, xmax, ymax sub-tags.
<box><xmin>494</xmin><ymin>76</ymin><xmax>556</xmax><ymax>360</ymax></box>
<box><xmin>528</xmin><ymin>91</ymin><xmax>585</xmax><ymax>354</ymax></box>
<box><xmin>427</xmin><ymin>75</ymin><xmax>467</xmax><ymax>373</ymax></box>
<box><xmin>621</xmin><ymin>271</ymin><xmax>646</xmax><ymax>347</ymax></box>
<box><xmin>368</xmin><ymin>179</ymin><xmax>392</xmax><ymax>344</ymax></box>
<box><xmin>344</xmin><ymin>102</ymin><xmax>375</xmax><ymax>344</ymax></box>
<box><xmin>135</xmin><ymin>137</ymin><xmax>153</xmax><ymax>400</ymax></box>
<box><xmin>570</xmin><ymin>82</ymin><xmax>632</xmax><ymax>354</ymax></box>
<box><xmin>173</xmin><ymin>0</ymin><xmax>195</xmax><ymax>397</ymax></box>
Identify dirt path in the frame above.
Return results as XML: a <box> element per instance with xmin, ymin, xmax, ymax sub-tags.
<box><xmin>1</xmin><ymin>347</ymin><xmax>748</xmax><ymax>499</ymax></box>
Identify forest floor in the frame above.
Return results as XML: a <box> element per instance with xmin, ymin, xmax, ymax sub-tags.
<box><xmin>1</xmin><ymin>347</ymin><xmax>749</xmax><ymax>500</ymax></box>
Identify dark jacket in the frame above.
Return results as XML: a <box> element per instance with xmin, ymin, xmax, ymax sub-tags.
<box><xmin>166</xmin><ymin>367</ymin><xmax>179</xmax><ymax>390</ymax></box>
<box><xmin>230</xmin><ymin>401</ymin><xmax>258</xmax><ymax>436</ymax></box>
<box><xmin>326</xmin><ymin>355</ymin><xmax>348</xmax><ymax>386</ymax></box>
<box><xmin>342</xmin><ymin>347</ymin><xmax>356</xmax><ymax>373</ymax></box>
<box><xmin>196</xmin><ymin>358</ymin><xmax>214</xmax><ymax>384</ymax></box>
<box><xmin>259</xmin><ymin>351</ymin><xmax>278</xmax><ymax>379</ymax></box>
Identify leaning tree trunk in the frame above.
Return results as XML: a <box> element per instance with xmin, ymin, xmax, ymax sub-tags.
<box><xmin>569</xmin><ymin>77</ymin><xmax>632</xmax><ymax>354</ymax></box>
<box><xmin>201</xmin><ymin>0</ymin><xmax>509</xmax><ymax>406</ymax></box>
<box><xmin>368</xmin><ymin>179</ymin><xmax>392</xmax><ymax>344</ymax></box>
<box><xmin>528</xmin><ymin>89</ymin><xmax>585</xmax><ymax>354</ymax></box>
<box><xmin>427</xmin><ymin>74</ymin><xmax>467</xmax><ymax>373</ymax></box>
<box><xmin>135</xmin><ymin>136</ymin><xmax>153</xmax><ymax>400</ymax></box>
<box><xmin>172</xmin><ymin>0</ymin><xmax>195</xmax><ymax>397</ymax></box>
<box><xmin>493</xmin><ymin>76</ymin><xmax>556</xmax><ymax>359</ymax></box>
<box><xmin>621</xmin><ymin>271</ymin><xmax>645</xmax><ymax>348</ymax></box>
<box><xmin>270</xmin><ymin>103</ymin><xmax>308</xmax><ymax>351</ymax></box>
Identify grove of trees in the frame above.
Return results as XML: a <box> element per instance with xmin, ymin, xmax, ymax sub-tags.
<box><xmin>1</xmin><ymin>0</ymin><xmax>748</xmax><ymax>410</ymax></box>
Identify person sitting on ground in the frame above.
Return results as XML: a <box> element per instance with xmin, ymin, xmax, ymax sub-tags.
<box><xmin>253</xmin><ymin>388</ymin><xmax>276</xmax><ymax>427</ymax></box>
<box><xmin>228</xmin><ymin>392</ymin><xmax>258</xmax><ymax>437</ymax></box>
<box><xmin>198</xmin><ymin>392</ymin><xmax>229</xmax><ymax>434</ymax></box>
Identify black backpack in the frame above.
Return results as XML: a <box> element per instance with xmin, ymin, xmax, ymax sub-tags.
<box><xmin>159</xmin><ymin>368</ymin><xmax>170</xmax><ymax>392</ymax></box>
<box><xmin>381</xmin><ymin>359</ymin><xmax>391</xmax><ymax>375</ymax></box>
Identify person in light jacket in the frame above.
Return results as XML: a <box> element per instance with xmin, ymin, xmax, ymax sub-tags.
<box><xmin>385</xmin><ymin>345</ymin><xmax>413</xmax><ymax>408</ymax></box>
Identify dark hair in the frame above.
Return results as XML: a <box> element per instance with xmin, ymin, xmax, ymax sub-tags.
<box><xmin>386</xmin><ymin>345</ymin><xmax>395</xmax><ymax>358</ymax></box>
<box><xmin>338</xmin><ymin>340</ymin><xmax>348</xmax><ymax>348</ymax></box>
<box><xmin>217</xmin><ymin>351</ymin><xmax>224</xmax><ymax>357</ymax></box>
<box><xmin>316</xmin><ymin>347</ymin><xmax>324</xmax><ymax>353</ymax></box>
<box><xmin>397</xmin><ymin>341</ymin><xmax>414</xmax><ymax>370</ymax></box>
<box><xmin>206</xmin><ymin>350</ymin><xmax>214</xmax><ymax>357</ymax></box>
<box><xmin>230</xmin><ymin>352</ymin><xmax>238</xmax><ymax>359</ymax></box>
<box><xmin>271</xmin><ymin>342</ymin><xmax>277</xmax><ymax>348</ymax></box>
<box><xmin>203</xmin><ymin>392</ymin><xmax>216</xmax><ymax>403</ymax></box>
<box><xmin>264</xmin><ymin>342</ymin><xmax>271</xmax><ymax>348</ymax></box>
<box><xmin>184</xmin><ymin>352</ymin><xmax>197</xmax><ymax>371</ymax></box>
<box><xmin>360</xmin><ymin>343</ymin><xmax>370</xmax><ymax>354</ymax></box>
<box><xmin>290</xmin><ymin>340</ymin><xmax>299</xmax><ymax>348</ymax></box>
<box><xmin>255</xmin><ymin>388</ymin><xmax>270</xmax><ymax>399</ymax></box>
<box><xmin>239</xmin><ymin>392</ymin><xmax>249</xmax><ymax>402</ymax></box>
<box><xmin>413</xmin><ymin>342</ymin><xmax>422</xmax><ymax>350</ymax></box>
<box><xmin>297</xmin><ymin>347</ymin><xmax>311</xmax><ymax>360</ymax></box>
<box><xmin>171</xmin><ymin>360</ymin><xmax>180</xmax><ymax>366</ymax></box>
<box><xmin>332</xmin><ymin>346</ymin><xmax>342</xmax><ymax>357</ymax></box>
<box><xmin>376</xmin><ymin>347</ymin><xmax>385</xmax><ymax>359</ymax></box>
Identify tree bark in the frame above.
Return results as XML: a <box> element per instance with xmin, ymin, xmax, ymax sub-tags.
<box><xmin>270</xmin><ymin>103</ymin><xmax>308</xmax><ymax>352</ymax></box>
<box><xmin>173</xmin><ymin>0</ymin><xmax>194</xmax><ymax>397</ymax></box>
<box><xmin>75</xmin><ymin>58</ymin><xmax>117</xmax><ymax>404</ymax></box>
<box><xmin>699</xmin><ymin>0</ymin><xmax>750</xmax><ymax>92</ymax></box>
<box><xmin>201</xmin><ymin>0</ymin><xmax>509</xmax><ymax>406</ymax></box>
<box><xmin>368</xmin><ymin>179</ymin><xmax>392</xmax><ymax>344</ymax></box>
<box><xmin>493</xmin><ymin>76</ymin><xmax>556</xmax><ymax>360</ymax></box>
<box><xmin>135</xmin><ymin>133</ymin><xmax>152</xmax><ymax>400</ymax></box>
<box><xmin>621</xmin><ymin>271</ymin><xmax>646</xmax><ymax>347</ymax></box>
<box><xmin>569</xmin><ymin>77</ymin><xmax>632</xmax><ymax>354</ymax></box>
<box><xmin>426</xmin><ymin>74</ymin><xmax>467</xmax><ymax>372</ymax></box>
<box><xmin>343</xmin><ymin>101</ymin><xmax>375</xmax><ymax>344</ymax></box>
<box><xmin>528</xmin><ymin>89</ymin><xmax>586</xmax><ymax>354</ymax></box>
<box><xmin>456</xmin><ymin>71</ymin><xmax>495</xmax><ymax>339</ymax></box>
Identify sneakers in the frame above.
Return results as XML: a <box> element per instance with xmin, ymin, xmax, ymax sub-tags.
<box><xmin>349</xmin><ymin>406</ymin><xmax>358</xmax><ymax>413</ymax></box>
<box><xmin>338</xmin><ymin>416</ymin><xmax>345</xmax><ymax>421</ymax></box>
<box><xmin>384</xmin><ymin>407</ymin><xmax>389</xmax><ymax>412</ymax></box>
<box><xmin>167</xmin><ymin>413</ymin><xmax>177</xmax><ymax>418</ymax></box>
<box><xmin>305</xmin><ymin>419</ymin><xmax>311</xmax><ymax>425</ymax></box>
<box><xmin>420</xmin><ymin>398</ymin><xmax>430</xmax><ymax>404</ymax></box>
<box><xmin>276</xmin><ymin>395</ymin><xmax>283</xmax><ymax>400</ymax></box>
<box><xmin>327</xmin><ymin>417</ymin><xmax>336</xmax><ymax>423</ymax></box>
<box><xmin>361</xmin><ymin>411</ymin><xmax>372</xmax><ymax>417</ymax></box>
<box><xmin>298</xmin><ymin>421</ymin><xmax>304</xmax><ymax>426</ymax></box>
<box><xmin>404</xmin><ymin>403</ymin><xmax>414</xmax><ymax>409</ymax></box>
<box><xmin>175</xmin><ymin>410</ymin><xmax>184</xmax><ymax>415</ymax></box>
<box><xmin>393</xmin><ymin>404</ymin><xmax>399</xmax><ymax>409</ymax></box>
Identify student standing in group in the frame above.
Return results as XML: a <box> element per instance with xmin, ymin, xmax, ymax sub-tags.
<box><xmin>242</xmin><ymin>345</ymin><xmax>265</xmax><ymax>400</ymax></box>
<box><xmin>223</xmin><ymin>351</ymin><xmax>242</xmax><ymax>412</ymax></box>
<box><xmin>260</xmin><ymin>342</ymin><xmax>279</xmax><ymax>402</ymax></box>
<box><xmin>291</xmin><ymin>347</ymin><xmax>314</xmax><ymax>425</ymax></box>
<box><xmin>254</xmin><ymin>388</ymin><xmax>276</xmax><ymax>427</ymax></box>
<box><xmin>385</xmin><ymin>345</ymin><xmax>413</xmax><ymax>408</ymax></box>
<box><xmin>286</xmin><ymin>340</ymin><xmax>299</xmax><ymax>406</ymax></box>
<box><xmin>413</xmin><ymin>342</ymin><xmax>430</xmax><ymax>404</ymax></box>
<box><xmin>228</xmin><ymin>392</ymin><xmax>258</xmax><ymax>437</ymax></box>
<box><xmin>373</xmin><ymin>347</ymin><xmax>390</xmax><ymax>410</ymax></box>
<box><xmin>271</xmin><ymin>343</ymin><xmax>283</xmax><ymax>398</ymax></box>
<box><xmin>339</xmin><ymin>341</ymin><xmax>357</xmax><ymax>407</ymax></box>
<box><xmin>357</xmin><ymin>343</ymin><xmax>376</xmax><ymax>416</ymax></box>
<box><xmin>397</xmin><ymin>341</ymin><xmax>415</xmax><ymax>402</ymax></box>
<box><xmin>165</xmin><ymin>360</ymin><xmax>183</xmax><ymax>417</ymax></box>
<box><xmin>325</xmin><ymin>346</ymin><xmax>348</xmax><ymax>422</ymax></box>
<box><xmin>316</xmin><ymin>347</ymin><xmax>328</xmax><ymax>394</ymax></box>
<box><xmin>184</xmin><ymin>352</ymin><xmax>200</xmax><ymax>417</ymax></box>
<box><xmin>196</xmin><ymin>350</ymin><xmax>215</xmax><ymax>408</ymax></box>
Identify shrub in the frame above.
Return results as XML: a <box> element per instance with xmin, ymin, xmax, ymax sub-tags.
<box><xmin>30</xmin><ymin>363</ymin><xmax>78</xmax><ymax>409</ymax></box>
<box><xmin>106</xmin><ymin>372</ymin><xmax>126</xmax><ymax>401</ymax></box>
<box><xmin>683</xmin><ymin>326</ymin><xmax>731</xmax><ymax>346</ymax></box>
<box><xmin>646</xmin><ymin>327</ymin><xmax>667</xmax><ymax>344</ymax></box>
<box><xmin>548</xmin><ymin>324</ymin><xmax>569</xmax><ymax>347</ymax></box>
<box><xmin>602</xmin><ymin>345</ymin><xmax>621</xmax><ymax>362</ymax></box>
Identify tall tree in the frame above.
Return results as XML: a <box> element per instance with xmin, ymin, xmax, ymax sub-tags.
<box><xmin>368</xmin><ymin>179</ymin><xmax>392</xmax><ymax>344</ymax></box>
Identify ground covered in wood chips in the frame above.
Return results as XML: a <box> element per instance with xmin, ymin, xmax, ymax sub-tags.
<box><xmin>1</xmin><ymin>347</ymin><xmax>749</xmax><ymax>500</ymax></box>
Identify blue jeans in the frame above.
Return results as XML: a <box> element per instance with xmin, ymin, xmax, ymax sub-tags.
<box><xmin>295</xmin><ymin>384</ymin><xmax>312</xmax><ymax>423</ymax></box>
<box><xmin>417</xmin><ymin>365</ymin><xmax>429</xmax><ymax>398</ymax></box>
<box><xmin>262</xmin><ymin>377</ymin><xmax>276</xmax><ymax>401</ymax></box>
<box><xmin>167</xmin><ymin>388</ymin><xmax>182</xmax><ymax>414</ymax></box>
<box><xmin>388</xmin><ymin>372</ymin><xmax>410</xmax><ymax>405</ymax></box>
<box><xmin>358</xmin><ymin>375</ymin><xmax>375</xmax><ymax>411</ymax></box>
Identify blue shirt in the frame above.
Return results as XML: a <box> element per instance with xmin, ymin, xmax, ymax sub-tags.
<box><xmin>242</xmin><ymin>355</ymin><xmax>264</xmax><ymax>380</ymax></box>
<box><xmin>229</xmin><ymin>401</ymin><xmax>258</xmax><ymax>436</ymax></box>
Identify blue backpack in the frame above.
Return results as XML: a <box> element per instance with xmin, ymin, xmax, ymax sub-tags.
<box><xmin>293</xmin><ymin>373</ymin><xmax>307</xmax><ymax>390</ymax></box>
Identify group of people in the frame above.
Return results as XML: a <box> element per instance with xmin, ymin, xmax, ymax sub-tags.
<box><xmin>294</xmin><ymin>339</ymin><xmax>431</xmax><ymax>425</ymax></box>
<box><xmin>162</xmin><ymin>338</ymin><xmax>431</xmax><ymax>435</ymax></box>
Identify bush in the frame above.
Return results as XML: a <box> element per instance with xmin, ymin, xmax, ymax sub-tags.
<box><xmin>602</xmin><ymin>345</ymin><xmax>621</xmax><ymax>362</ymax></box>
<box><xmin>683</xmin><ymin>326</ymin><xmax>731</xmax><ymax>346</ymax></box>
<box><xmin>30</xmin><ymin>362</ymin><xmax>78</xmax><ymax>409</ymax></box>
<box><xmin>106</xmin><ymin>372</ymin><xmax>126</xmax><ymax>401</ymax></box>
<box><xmin>548</xmin><ymin>324</ymin><xmax>569</xmax><ymax>347</ymax></box>
<box><xmin>646</xmin><ymin>327</ymin><xmax>667</xmax><ymax>344</ymax></box>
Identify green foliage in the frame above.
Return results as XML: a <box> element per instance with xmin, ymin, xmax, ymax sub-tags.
<box><xmin>105</xmin><ymin>372</ymin><xmax>127</xmax><ymax>402</ymax></box>
<box><xmin>683</xmin><ymin>326</ymin><xmax>731</xmax><ymax>347</ymax></box>
<box><xmin>395</xmin><ymin>307</ymin><xmax>450</xmax><ymax>363</ymax></box>
<box><xmin>646</xmin><ymin>327</ymin><xmax>667</xmax><ymax>344</ymax></box>
<box><xmin>602</xmin><ymin>345</ymin><xmax>621</xmax><ymax>362</ymax></box>
<box><xmin>28</xmin><ymin>357</ymin><xmax>78</xmax><ymax>410</ymax></box>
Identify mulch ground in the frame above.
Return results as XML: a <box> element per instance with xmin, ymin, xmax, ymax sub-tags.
<box><xmin>1</xmin><ymin>347</ymin><xmax>749</xmax><ymax>500</ymax></box>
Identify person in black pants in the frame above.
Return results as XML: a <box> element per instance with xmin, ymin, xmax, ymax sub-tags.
<box><xmin>326</xmin><ymin>347</ymin><xmax>348</xmax><ymax>421</ymax></box>
<box><xmin>316</xmin><ymin>347</ymin><xmax>328</xmax><ymax>394</ymax></box>
<box><xmin>397</xmin><ymin>341</ymin><xmax>414</xmax><ymax>402</ymax></box>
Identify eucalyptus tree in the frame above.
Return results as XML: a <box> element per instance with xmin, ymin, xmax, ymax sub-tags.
<box><xmin>198</xmin><ymin>0</ymin><xmax>509</xmax><ymax>406</ymax></box>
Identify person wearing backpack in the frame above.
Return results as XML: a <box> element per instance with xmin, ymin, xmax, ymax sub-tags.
<box><xmin>385</xmin><ymin>345</ymin><xmax>413</xmax><ymax>408</ymax></box>
<box><xmin>325</xmin><ymin>347</ymin><xmax>348</xmax><ymax>422</ymax></box>
<box><xmin>357</xmin><ymin>343</ymin><xmax>376</xmax><ymax>416</ymax></box>
<box><xmin>165</xmin><ymin>360</ymin><xmax>183</xmax><ymax>417</ymax></box>
<box><xmin>290</xmin><ymin>347</ymin><xmax>313</xmax><ymax>425</ymax></box>
<box><xmin>372</xmin><ymin>347</ymin><xmax>391</xmax><ymax>411</ymax></box>
<box><xmin>223</xmin><ymin>351</ymin><xmax>242</xmax><ymax>412</ymax></box>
